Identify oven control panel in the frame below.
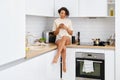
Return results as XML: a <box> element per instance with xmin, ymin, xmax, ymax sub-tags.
<box><xmin>75</xmin><ymin>52</ymin><xmax>104</xmax><ymax>60</ymax></box>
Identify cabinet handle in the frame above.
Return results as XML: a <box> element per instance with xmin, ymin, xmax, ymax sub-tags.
<box><xmin>76</xmin><ymin>59</ymin><xmax>103</xmax><ymax>63</ymax></box>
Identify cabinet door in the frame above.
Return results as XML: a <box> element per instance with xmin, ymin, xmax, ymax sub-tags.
<box><xmin>62</xmin><ymin>48</ymin><xmax>75</xmax><ymax>80</ymax></box>
<box><xmin>0</xmin><ymin>0</ymin><xmax>25</xmax><ymax>66</ymax></box>
<box><xmin>79</xmin><ymin>0</ymin><xmax>107</xmax><ymax>17</ymax></box>
<box><xmin>0</xmin><ymin>53</ymin><xmax>47</xmax><ymax>80</ymax></box>
<box><xmin>54</xmin><ymin>0</ymin><xmax>79</xmax><ymax>17</ymax></box>
<box><xmin>116</xmin><ymin>0</ymin><xmax>120</xmax><ymax>79</ymax></box>
<box><xmin>105</xmin><ymin>50</ymin><xmax>114</xmax><ymax>80</ymax></box>
<box><xmin>26</xmin><ymin>0</ymin><xmax>54</xmax><ymax>17</ymax></box>
<box><xmin>46</xmin><ymin>50</ymin><xmax>60</xmax><ymax>80</ymax></box>
<box><xmin>0</xmin><ymin>50</ymin><xmax>60</xmax><ymax>80</ymax></box>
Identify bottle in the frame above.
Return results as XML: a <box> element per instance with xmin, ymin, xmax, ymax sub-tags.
<box><xmin>77</xmin><ymin>32</ymin><xmax>80</xmax><ymax>45</ymax></box>
<box><xmin>109</xmin><ymin>8</ymin><xmax>114</xmax><ymax>16</ymax></box>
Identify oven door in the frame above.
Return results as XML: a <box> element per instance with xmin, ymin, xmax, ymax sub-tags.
<box><xmin>76</xmin><ymin>58</ymin><xmax>104</xmax><ymax>80</ymax></box>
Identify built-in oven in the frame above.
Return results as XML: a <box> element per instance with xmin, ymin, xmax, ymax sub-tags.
<box><xmin>76</xmin><ymin>52</ymin><xmax>105</xmax><ymax>80</ymax></box>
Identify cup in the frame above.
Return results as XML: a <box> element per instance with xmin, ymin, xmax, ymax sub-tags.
<box><xmin>72</xmin><ymin>36</ymin><xmax>75</xmax><ymax>44</ymax></box>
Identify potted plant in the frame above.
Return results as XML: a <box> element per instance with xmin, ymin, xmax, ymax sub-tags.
<box><xmin>39</xmin><ymin>38</ymin><xmax>46</xmax><ymax>43</ymax></box>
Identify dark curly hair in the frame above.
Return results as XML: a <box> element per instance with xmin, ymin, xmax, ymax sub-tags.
<box><xmin>58</xmin><ymin>7</ymin><xmax>70</xmax><ymax>16</ymax></box>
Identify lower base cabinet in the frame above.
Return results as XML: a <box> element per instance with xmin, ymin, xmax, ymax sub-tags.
<box><xmin>0</xmin><ymin>48</ymin><xmax>114</xmax><ymax>80</ymax></box>
<box><xmin>46</xmin><ymin>50</ymin><xmax>60</xmax><ymax>80</ymax></box>
<box><xmin>0</xmin><ymin>50</ymin><xmax>60</xmax><ymax>80</ymax></box>
<box><xmin>62</xmin><ymin>48</ymin><xmax>75</xmax><ymax>80</ymax></box>
<box><xmin>105</xmin><ymin>50</ymin><xmax>115</xmax><ymax>80</ymax></box>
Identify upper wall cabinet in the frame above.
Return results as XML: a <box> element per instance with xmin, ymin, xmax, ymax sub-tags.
<box><xmin>26</xmin><ymin>0</ymin><xmax>54</xmax><ymax>17</ymax></box>
<box><xmin>79</xmin><ymin>0</ymin><xmax>107</xmax><ymax>17</ymax></box>
<box><xmin>0</xmin><ymin>0</ymin><xmax>25</xmax><ymax>65</ymax></box>
<box><xmin>54</xmin><ymin>0</ymin><xmax>79</xmax><ymax>17</ymax></box>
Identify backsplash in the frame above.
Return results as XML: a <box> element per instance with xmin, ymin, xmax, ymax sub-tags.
<box><xmin>26</xmin><ymin>15</ymin><xmax>48</xmax><ymax>44</ymax></box>
<box><xmin>47</xmin><ymin>17</ymin><xmax>115</xmax><ymax>43</ymax></box>
<box><xmin>26</xmin><ymin>16</ymin><xmax>115</xmax><ymax>44</ymax></box>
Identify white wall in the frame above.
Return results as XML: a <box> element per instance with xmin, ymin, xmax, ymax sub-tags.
<box><xmin>26</xmin><ymin>15</ymin><xmax>48</xmax><ymax>44</ymax></box>
<box><xmin>115</xmin><ymin>0</ymin><xmax>120</xmax><ymax>80</ymax></box>
<box><xmin>47</xmin><ymin>17</ymin><xmax>115</xmax><ymax>43</ymax></box>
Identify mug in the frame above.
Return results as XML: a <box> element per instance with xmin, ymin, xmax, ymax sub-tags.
<box><xmin>72</xmin><ymin>36</ymin><xmax>75</xmax><ymax>44</ymax></box>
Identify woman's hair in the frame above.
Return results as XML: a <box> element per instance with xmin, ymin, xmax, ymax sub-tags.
<box><xmin>58</xmin><ymin>7</ymin><xmax>70</xmax><ymax>16</ymax></box>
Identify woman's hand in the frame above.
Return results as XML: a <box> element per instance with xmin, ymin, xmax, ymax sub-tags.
<box><xmin>59</xmin><ymin>23</ymin><xmax>64</xmax><ymax>28</ymax></box>
<box><xmin>59</xmin><ymin>23</ymin><xmax>68</xmax><ymax>30</ymax></box>
<box><xmin>59</xmin><ymin>23</ymin><xmax>73</xmax><ymax>35</ymax></box>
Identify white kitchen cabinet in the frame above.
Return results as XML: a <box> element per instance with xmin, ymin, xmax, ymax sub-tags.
<box><xmin>0</xmin><ymin>53</ymin><xmax>46</xmax><ymax>80</ymax></box>
<box><xmin>0</xmin><ymin>0</ymin><xmax>25</xmax><ymax>66</ymax></box>
<box><xmin>26</xmin><ymin>0</ymin><xmax>54</xmax><ymax>17</ymax></box>
<box><xmin>54</xmin><ymin>0</ymin><xmax>79</xmax><ymax>17</ymax></box>
<box><xmin>78</xmin><ymin>0</ymin><xmax>107</xmax><ymax>17</ymax></box>
<box><xmin>0</xmin><ymin>50</ymin><xmax>60</xmax><ymax>80</ymax></box>
<box><xmin>45</xmin><ymin>50</ymin><xmax>60</xmax><ymax>80</ymax></box>
<box><xmin>105</xmin><ymin>50</ymin><xmax>114</xmax><ymax>80</ymax></box>
<box><xmin>115</xmin><ymin>0</ymin><xmax>120</xmax><ymax>80</ymax></box>
<box><xmin>62</xmin><ymin>48</ymin><xmax>75</xmax><ymax>80</ymax></box>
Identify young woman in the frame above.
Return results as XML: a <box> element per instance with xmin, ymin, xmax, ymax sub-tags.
<box><xmin>52</xmin><ymin>7</ymin><xmax>73</xmax><ymax>72</ymax></box>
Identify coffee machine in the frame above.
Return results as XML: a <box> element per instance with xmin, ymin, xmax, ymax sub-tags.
<box><xmin>42</xmin><ymin>31</ymin><xmax>56</xmax><ymax>43</ymax></box>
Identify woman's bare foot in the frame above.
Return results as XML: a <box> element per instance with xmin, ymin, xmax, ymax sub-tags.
<box><xmin>52</xmin><ymin>54</ymin><xmax>59</xmax><ymax>63</ymax></box>
<box><xmin>62</xmin><ymin>63</ymin><xmax>66</xmax><ymax>72</ymax></box>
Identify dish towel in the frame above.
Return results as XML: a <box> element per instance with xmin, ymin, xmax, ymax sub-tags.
<box><xmin>82</xmin><ymin>60</ymin><xmax>94</xmax><ymax>73</ymax></box>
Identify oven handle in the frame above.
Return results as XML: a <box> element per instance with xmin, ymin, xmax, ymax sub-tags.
<box><xmin>76</xmin><ymin>59</ymin><xmax>103</xmax><ymax>63</ymax></box>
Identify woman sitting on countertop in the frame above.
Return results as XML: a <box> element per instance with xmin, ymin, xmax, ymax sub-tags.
<box><xmin>52</xmin><ymin>7</ymin><xmax>73</xmax><ymax>72</ymax></box>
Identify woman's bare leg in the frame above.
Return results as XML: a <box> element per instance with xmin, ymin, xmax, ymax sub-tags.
<box><xmin>61</xmin><ymin>38</ymin><xmax>70</xmax><ymax>72</ymax></box>
<box><xmin>52</xmin><ymin>36</ymin><xmax>70</xmax><ymax>63</ymax></box>
<box><xmin>52</xmin><ymin>39</ymin><xmax>61</xmax><ymax>63</ymax></box>
<box><xmin>57</xmin><ymin>36</ymin><xmax>70</xmax><ymax>54</ymax></box>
